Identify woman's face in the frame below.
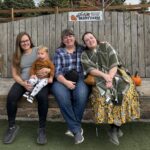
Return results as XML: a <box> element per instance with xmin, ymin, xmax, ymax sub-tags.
<box><xmin>83</xmin><ymin>33</ymin><xmax>97</xmax><ymax>49</ymax></box>
<box><xmin>63</xmin><ymin>34</ymin><xmax>75</xmax><ymax>48</ymax></box>
<box><xmin>20</xmin><ymin>35</ymin><xmax>31</xmax><ymax>51</ymax></box>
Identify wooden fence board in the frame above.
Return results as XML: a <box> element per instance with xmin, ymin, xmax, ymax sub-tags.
<box><xmin>55</xmin><ymin>14</ymin><xmax>62</xmax><ymax>49</ymax></box>
<box><xmin>92</xmin><ymin>21</ymin><xmax>99</xmax><ymax>41</ymax></box>
<box><xmin>37</xmin><ymin>16</ymin><xmax>44</xmax><ymax>46</ymax></box>
<box><xmin>104</xmin><ymin>11</ymin><xmax>111</xmax><ymax>43</ymax></box>
<box><xmin>138</xmin><ymin>14</ymin><xmax>145</xmax><ymax>77</ymax></box>
<box><xmin>31</xmin><ymin>17</ymin><xmax>38</xmax><ymax>46</ymax></box>
<box><xmin>73</xmin><ymin>21</ymin><xmax>80</xmax><ymax>43</ymax></box>
<box><xmin>85</xmin><ymin>21</ymin><xmax>92</xmax><ymax>33</ymax></box>
<box><xmin>118</xmin><ymin>12</ymin><xmax>125</xmax><ymax>65</ymax></box>
<box><xmin>79</xmin><ymin>21</ymin><xmax>86</xmax><ymax>42</ymax></box>
<box><xmin>49</xmin><ymin>14</ymin><xmax>56</xmax><ymax>57</ymax></box>
<box><xmin>25</xmin><ymin>18</ymin><xmax>31</xmax><ymax>36</ymax></box>
<box><xmin>111</xmin><ymin>11</ymin><xmax>118</xmax><ymax>51</ymax></box>
<box><xmin>144</xmin><ymin>15</ymin><xmax>150</xmax><ymax>77</ymax></box>
<box><xmin>0</xmin><ymin>23</ymin><xmax>8</xmax><ymax>77</ymax></box>
<box><xmin>0</xmin><ymin>24</ymin><xmax>4</xmax><ymax>77</ymax></box>
<box><xmin>124</xmin><ymin>12</ymin><xmax>132</xmax><ymax>73</ymax></box>
<box><xmin>67</xmin><ymin>14</ymin><xmax>74</xmax><ymax>30</ymax></box>
<box><xmin>13</xmin><ymin>20</ymin><xmax>20</xmax><ymax>52</ymax></box>
<box><xmin>98</xmin><ymin>19</ymin><xmax>105</xmax><ymax>41</ymax></box>
<box><xmin>19</xmin><ymin>19</ymin><xmax>25</xmax><ymax>32</ymax></box>
<box><xmin>61</xmin><ymin>13</ymin><xmax>68</xmax><ymax>31</ymax></box>
<box><xmin>43</xmin><ymin>15</ymin><xmax>50</xmax><ymax>48</ymax></box>
<box><xmin>7</xmin><ymin>22</ymin><xmax>14</xmax><ymax>77</ymax></box>
<box><xmin>131</xmin><ymin>12</ymin><xmax>138</xmax><ymax>75</ymax></box>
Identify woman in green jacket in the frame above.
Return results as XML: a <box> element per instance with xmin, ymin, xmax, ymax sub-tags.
<box><xmin>81</xmin><ymin>32</ymin><xmax>140</xmax><ymax>145</ymax></box>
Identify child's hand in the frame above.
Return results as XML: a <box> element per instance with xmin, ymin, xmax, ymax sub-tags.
<box><xmin>30</xmin><ymin>75</ymin><xmax>37</xmax><ymax>79</ymax></box>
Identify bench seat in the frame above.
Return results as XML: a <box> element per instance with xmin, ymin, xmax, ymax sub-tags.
<box><xmin>0</xmin><ymin>78</ymin><xmax>150</xmax><ymax>122</ymax></box>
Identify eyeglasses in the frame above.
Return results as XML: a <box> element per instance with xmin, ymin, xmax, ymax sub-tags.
<box><xmin>63</xmin><ymin>35</ymin><xmax>74</xmax><ymax>40</ymax></box>
<box><xmin>20</xmin><ymin>39</ymin><xmax>30</xmax><ymax>44</ymax></box>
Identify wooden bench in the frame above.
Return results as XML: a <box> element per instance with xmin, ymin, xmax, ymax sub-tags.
<box><xmin>0</xmin><ymin>78</ymin><xmax>150</xmax><ymax>122</ymax></box>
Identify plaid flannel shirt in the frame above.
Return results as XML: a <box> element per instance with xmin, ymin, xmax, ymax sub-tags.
<box><xmin>53</xmin><ymin>45</ymin><xmax>84</xmax><ymax>78</ymax></box>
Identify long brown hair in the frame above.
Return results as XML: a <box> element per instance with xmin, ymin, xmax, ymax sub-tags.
<box><xmin>12</xmin><ymin>32</ymin><xmax>34</xmax><ymax>74</ymax></box>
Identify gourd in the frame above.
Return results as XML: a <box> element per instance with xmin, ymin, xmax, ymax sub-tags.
<box><xmin>132</xmin><ymin>71</ymin><xmax>142</xmax><ymax>86</ymax></box>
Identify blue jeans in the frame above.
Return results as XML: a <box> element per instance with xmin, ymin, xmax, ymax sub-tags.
<box><xmin>51</xmin><ymin>77</ymin><xmax>90</xmax><ymax>134</ymax></box>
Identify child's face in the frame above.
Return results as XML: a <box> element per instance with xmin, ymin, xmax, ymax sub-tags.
<box><xmin>37</xmin><ymin>50</ymin><xmax>48</xmax><ymax>60</ymax></box>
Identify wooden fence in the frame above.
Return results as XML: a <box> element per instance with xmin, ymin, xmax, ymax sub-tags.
<box><xmin>0</xmin><ymin>11</ymin><xmax>150</xmax><ymax>78</ymax></box>
<box><xmin>0</xmin><ymin>4</ymin><xmax>150</xmax><ymax>22</ymax></box>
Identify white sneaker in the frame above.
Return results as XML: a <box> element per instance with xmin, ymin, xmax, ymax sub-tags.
<box><xmin>27</xmin><ymin>96</ymin><xmax>34</xmax><ymax>103</ymax></box>
<box><xmin>23</xmin><ymin>91</ymin><xmax>30</xmax><ymax>98</ymax></box>
<box><xmin>65</xmin><ymin>128</ymin><xmax>83</xmax><ymax>137</ymax></box>
<box><xmin>74</xmin><ymin>132</ymin><xmax>84</xmax><ymax>144</ymax></box>
<box><xmin>65</xmin><ymin>130</ymin><xmax>74</xmax><ymax>137</ymax></box>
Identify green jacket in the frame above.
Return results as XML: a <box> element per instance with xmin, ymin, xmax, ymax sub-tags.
<box><xmin>81</xmin><ymin>42</ymin><xmax>130</xmax><ymax>105</ymax></box>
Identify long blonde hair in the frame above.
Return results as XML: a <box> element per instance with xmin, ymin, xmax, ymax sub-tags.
<box><xmin>12</xmin><ymin>32</ymin><xmax>34</xmax><ymax>74</ymax></box>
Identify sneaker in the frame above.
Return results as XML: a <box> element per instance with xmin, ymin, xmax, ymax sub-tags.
<box><xmin>65</xmin><ymin>130</ymin><xmax>74</xmax><ymax>137</ymax></box>
<box><xmin>23</xmin><ymin>91</ymin><xmax>30</xmax><ymax>98</ymax></box>
<box><xmin>65</xmin><ymin>128</ymin><xmax>83</xmax><ymax>137</ymax></box>
<box><xmin>27</xmin><ymin>95</ymin><xmax>34</xmax><ymax>103</ymax></box>
<box><xmin>108</xmin><ymin>128</ymin><xmax>119</xmax><ymax>145</ymax></box>
<box><xmin>117</xmin><ymin>128</ymin><xmax>123</xmax><ymax>137</ymax></box>
<box><xmin>37</xmin><ymin>128</ymin><xmax>47</xmax><ymax>145</ymax></box>
<box><xmin>3</xmin><ymin>125</ymin><xmax>20</xmax><ymax>144</ymax></box>
<box><xmin>74</xmin><ymin>132</ymin><xmax>84</xmax><ymax>144</ymax></box>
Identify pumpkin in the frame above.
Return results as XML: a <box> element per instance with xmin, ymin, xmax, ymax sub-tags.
<box><xmin>131</xmin><ymin>71</ymin><xmax>142</xmax><ymax>86</ymax></box>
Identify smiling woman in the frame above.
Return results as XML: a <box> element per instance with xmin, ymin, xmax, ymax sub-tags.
<box><xmin>51</xmin><ymin>28</ymin><xmax>90</xmax><ymax>145</ymax></box>
<box><xmin>81</xmin><ymin>31</ymin><xmax>140</xmax><ymax>146</ymax></box>
<box><xmin>3</xmin><ymin>32</ymin><xmax>50</xmax><ymax>145</ymax></box>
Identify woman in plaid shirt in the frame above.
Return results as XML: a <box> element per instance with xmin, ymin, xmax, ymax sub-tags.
<box><xmin>51</xmin><ymin>29</ymin><xmax>90</xmax><ymax>144</ymax></box>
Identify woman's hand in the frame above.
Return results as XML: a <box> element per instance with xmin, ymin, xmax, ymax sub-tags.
<box><xmin>65</xmin><ymin>80</ymin><xmax>76</xmax><ymax>90</ymax></box>
<box><xmin>23</xmin><ymin>80</ymin><xmax>33</xmax><ymax>91</ymax></box>
<box><xmin>57</xmin><ymin>74</ymin><xmax>76</xmax><ymax>90</ymax></box>
<box><xmin>103</xmin><ymin>74</ymin><xmax>113</xmax><ymax>83</ymax></box>
<box><xmin>106</xmin><ymin>81</ymin><xmax>113</xmax><ymax>88</ymax></box>
<box><xmin>36</xmin><ymin>68</ymin><xmax>50</xmax><ymax>78</ymax></box>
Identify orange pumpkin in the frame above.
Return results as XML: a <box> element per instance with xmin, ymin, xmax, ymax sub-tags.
<box><xmin>131</xmin><ymin>71</ymin><xmax>142</xmax><ymax>86</ymax></box>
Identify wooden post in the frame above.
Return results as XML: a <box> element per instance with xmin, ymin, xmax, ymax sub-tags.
<box><xmin>55</xmin><ymin>6</ymin><xmax>59</xmax><ymax>14</ymax></box>
<box><xmin>11</xmin><ymin>8</ymin><xmax>14</xmax><ymax>21</ymax></box>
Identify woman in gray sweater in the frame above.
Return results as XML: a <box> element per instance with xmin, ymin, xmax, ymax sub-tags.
<box><xmin>3</xmin><ymin>32</ymin><xmax>51</xmax><ymax>145</ymax></box>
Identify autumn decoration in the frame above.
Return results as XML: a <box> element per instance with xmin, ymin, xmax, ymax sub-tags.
<box><xmin>131</xmin><ymin>71</ymin><xmax>142</xmax><ymax>86</ymax></box>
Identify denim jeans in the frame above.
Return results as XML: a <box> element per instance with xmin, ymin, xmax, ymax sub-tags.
<box><xmin>51</xmin><ymin>77</ymin><xmax>90</xmax><ymax>134</ymax></box>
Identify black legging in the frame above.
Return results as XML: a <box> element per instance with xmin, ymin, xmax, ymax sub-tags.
<box><xmin>7</xmin><ymin>82</ymin><xmax>49</xmax><ymax>128</ymax></box>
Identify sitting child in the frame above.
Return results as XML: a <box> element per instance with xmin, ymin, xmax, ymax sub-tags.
<box><xmin>23</xmin><ymin>46</ymin><xmax>55</xmax><ymax>103</ymax></box>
